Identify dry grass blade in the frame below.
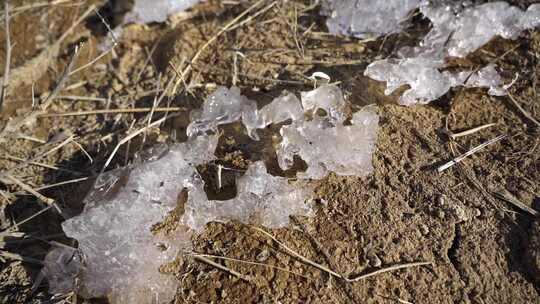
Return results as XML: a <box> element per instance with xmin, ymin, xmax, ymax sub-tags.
<box><xmin>0</xmin><ymin>205</ymin><xmax>54</xmax><ymax>236</ymax></box>
<box><xmin>0</xmin><ymin>0</ymin><xmax>74</xmax><ymax>17</ymax></box>
<box><xmin>192</xmin><ymin>255</ymin><xmax>252</xmax><ymax>282</ymax></box>
<box><xmin>42</xmin><ymin>44</ymin><xmax>81</xmax><ymax>109</ymax></box>
<box><xmin>252</xmin><ymin>226</ymin><xmax>432</xmax><ymax>283</ymax></box>
<box><xmin>3</xmin><ymin>174</ymin><xmax>55</xmax><ymax>204</ymax></box>
<box><xmin>347</xmin><ymin>261</ymin><xmax>432</xmax><ymax>282</ymax></box>
<box><xmin>0</xmin><ymin>0</ymin><xmax>12</xmax><ymax>110</ymax></box>
<box><xmin>68</xmin><ymin>7</ymin><xmax>117</xmax><ymax>76</ymax></box>
<box><xmin>448</xmin><ymin>123</ymin><xmax>497</xmax><ymax>139</ymax></box>
<box><xmin>101</xmin><ymin>115</ymin><xmax>172</xmax><ymax>173</ymax></box>
<box><xmin>493</xmin><ymin>189</ymin><xmax>539</xmax><ymax>217</ymax></box>
<box><xmin>1</xmin><ymin>135</ymin><xmax>75</xmax><ymax>176</ymax></box>
<box><xmin>39</xmin><ymin>106</ymin><xmax>185</xmax><ymax>117</ymax></box>
<box><xmin>507</xmin><ymin>93</ymin><xmax>540</xmax><ymax>128</ymax></box>
<box><xmin>251</xmin><ymin>226</ymin><xmax>343</xmax><ymax>279</ymax></box>
<box><xmin>187</xmin><ymin>252</ymin><xmax>311</xmax><ymax>280</ymax></box>
<box><xmin>438</xmin><ymin>134</ymin><xmax>507</xmax><ymax>172</ymax></box>
<box><xmin>0</xmin><ymin>250</ymin><xmax>43</xmax><ymax>265</ymax></box>
<box><xmin>0</xmin><ymin>4</ymin><xmax>95</xmax><ymax>99</ymax></box>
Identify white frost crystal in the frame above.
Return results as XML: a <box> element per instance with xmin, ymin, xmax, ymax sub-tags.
<box><xmin>44</xmin><ymin>85</ymin><xmax>379</xmax><ymax>303</ymax></box>
<box><xmin>322</xmin><ymin>0</ymin><xmax>421</xmax><ymax>39</ymax></box>
<box><xmin>363</xmin><ymin>2</ymin><xmax>540</xmax><ymax>105</ymax></box>
<box><xmin>126</xmin><ymin>0</ymin><xmax>201</xmax><ymax>24</ymax></box>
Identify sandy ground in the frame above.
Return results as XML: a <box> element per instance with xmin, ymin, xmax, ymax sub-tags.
<box><xmin>0</xmin><ymin>0</ymin><xmax>539</xmax><ymax>303</ymax></box>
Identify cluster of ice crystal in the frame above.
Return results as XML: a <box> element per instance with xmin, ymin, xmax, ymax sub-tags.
<box><xmin>125</xmin><ymin>0</ymin><xmax>201</xmax><ymax>24</ymax></box>
<box><xmin>322</xmin><ymin>0</ymin><xmax>421</xmax><ymax>39</ymax></box>
<box><xmin>46</xmin><ymin>135</ymin><xmax>218</xmax><ymax>303</ymax></box>
<box><xmin>187</xmin><ymin>86</ymin><xmax>260</xmax><ymax>140</ymax></box>
<box><xmin>276</xmin><ymin>86</ymin><xmax>379</xmax><ymax>179</ymax></box>
<box><xmin>187</xmin><ymin>85</ymin><xmax>379</xmax><ymax>179</ymax></box>
<box><xmin>45</xmin><ymin>84</ymin><xmax>378</xmax><ymax>303</ymax></box>
<box><xmin>360</xmin><ymin>1</ymin><xmax>540</xmax><ymax>105</ymax></box>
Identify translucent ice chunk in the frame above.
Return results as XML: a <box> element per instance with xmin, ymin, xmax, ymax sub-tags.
<box><xmin>322</xmin><ymin>0</ymin><xmax>422</xmax><ymax>39</ymax></box>
<box><xmin>300</xmin><ymin>85</ymin><xmax>348</xmax><ymax>123</ymax></box>
<box><xmin>255</xmin><ymin>93</ymin><xmax>304</xmax><ymax>127</ymax></box>
<box><xmin>44</xmin><ymin>85</ymin><xmax>379</xmax><ymax>303</ymax></box>
<box><xmin>364</xmin><ymin>1</ymin><xmax>540</xmax><ymax>105</ymax></box>
<box><xmin>187</xmin><ymin>87</ymin><xmax>259</xmax><ymax>139</ymax></box>
<box><xmin>44</xmin><ymin>135</ymin><xmax>218</xmax><ymax>303</ymax></box>
<box><xmin>276</xmin><ymin>85</ymin><xmax>379</xmax><ymax>179</ymax></box>
<box><xmin>365</xmin><ymin>57</ymin><xmax>459</xmax><ymax>105</ymax></box>
<box><xmin>182</xmin><ymin>161</ymin><xmax>315</xmax><ymax>232</ymax></box>
<box><xmin>464</xmin><ymin>64</ymin><xmax>507</xmax><ymax>96</ymax></box>
<box><xmin>125</xmin><ymin>0</ymin><xmax>201</xmax><ymax>24</ymax></box>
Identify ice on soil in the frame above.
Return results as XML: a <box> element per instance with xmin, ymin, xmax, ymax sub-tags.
<box><xmin>125</xmin><ymin>0</ymin><xmax>201</xmax><ymax>24</ymax></box>
<box><xmin>327</xmin><ymin>1</ymin><xmax>540</xmax><ymax>105</ymax></box>
<box><xmin>187</xmin><ymin>85</ymin><xmax>379</xmax><ymax>179</ymax></box>
<box><xmin>322</xmin><ymin>0</ymin><xmax>421</xmax><ymax>39</ymax></box>
<box><xmin>276</xmin><ymin>86</ymin><xmax>379</xmax><ymax>179</ymax></box>
<box><xmin>46</xmin><ymin>135</ymin><xmax>217</xmax><ymax>303</ymax></box>
<box><xmin>182</xmin><ymin>161</ymin><xmax>315</xmax><ymax>232</ymax></box>
<box><xmin>44</xmin><ymin>85</ymin><xmax>379</xmax><ymax>303</ymax></box>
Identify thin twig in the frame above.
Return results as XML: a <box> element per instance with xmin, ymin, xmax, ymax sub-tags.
<box><xmin>448</xmin><ymin>123</ymin><xmax>497</xmax><ymax>139</ymax></box>
<box><xmin>192</xmin><ymin>255</ymin><xmax>252</xmax><ymax>282</ymax></box>
<box><xmin>0</xmin><ymin>1</ymin><xmax>12</xmax><ymax>109</ymax></box>
<box><xmin>347</xmin><ymin>261</ymin><xmax>432</xmax><ymax>282</ymax></box>
<box><xmin>187</xmin><ymin>252</ymin><xmax>310</xmax><ymax>280</ymax></box>
<box><xmin>507</xmin><ymin>93</ymin><xmax>540</xmax><ymax>128</ymax></box>
<box><xmin>39</xmin><ymin>106</ymin><xmax>185</xmax><ymax>117</ymax></box>
<box><xmin>251</xmin><ymin>226</ymin><xmax>343</xmax><ymax>279</ymax></box>
<box><xmin>438</xmin><ymin>134</ymin><xmax>507</xmax><ymax>172</ymax></box>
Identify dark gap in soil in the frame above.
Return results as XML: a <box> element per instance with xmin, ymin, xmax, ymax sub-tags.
<box><xmin>503</xmin><ymin>215</ymin><xmax>540</xmax><ymax>292</ymax></box>
<box><xmin>447</xmin><ymin>223</ymin><xmax>462</xmax><ymax>278</ymax></box>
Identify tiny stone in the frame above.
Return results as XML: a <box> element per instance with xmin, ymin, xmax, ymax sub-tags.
<box><xmin>367</xmin><ymin>253</ymin><xmax>382</xmax><ymax>268</ymax></box>
<box><xmin>419</xmin><ymin>224</ymin><xmax>429</xmax><ymax>236</ymax></box>
<box><xmin>256</xmin><ymin>249</ymin><xmax>270</xmax><ymax>262</ymax></box>
<box><xmin>437</xmin><ymin>210</ymin><xmax>446</xmax><ymax>219</ymax></box>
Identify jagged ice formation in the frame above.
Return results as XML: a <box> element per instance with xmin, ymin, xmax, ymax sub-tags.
<box><xmin>323</xmin><ymin>0</ymin><xmax>540</xmax><ymax>105</ymax></box>
<box><xmin>44</xmin><ymin>85</ymin><xmax>379</xmax><ymax>303</ymax></box>
<box><xmin>362</xmin><ymin>1</ymin><xmax>540</xmax><ymax>105</ymax></box>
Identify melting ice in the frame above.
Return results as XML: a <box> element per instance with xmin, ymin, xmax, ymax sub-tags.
<box><xmin>126</xmin><ymin>0</ymin><xmax>201</xmax><ymax>24</ymax></box>
<box><xmin>43</xmin><ymin>85</ymin><xmax>379</xmax><ymax>303</ymax></box>
<box><xmin>325</xmin><ymin>1</ymin><xmax>540</xmax><ymax>105</ymax></box>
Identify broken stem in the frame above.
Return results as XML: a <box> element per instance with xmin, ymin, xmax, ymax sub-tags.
<box><xmin>39</xmin><ymin>106</ymin><xmax>185</xmax><ymax>117</ymax></box>
<box><xmin>0</xmin><ymin>0</ymin><xmax>12</xmax><ymax>109</ymax></box>
<box><xmin>438</xmin><ymin>134</ymin><xmax>507</xmax><ymax>172</ymax></box>
<box><xmin>193</xmin><ymin>255</ymin><xmax>252</xmax><ymax>282</ymax></box>
<box><xmin>448</xmin><ymin>123</ymin><xmax>497</xmax><ymax>139</ymax></box>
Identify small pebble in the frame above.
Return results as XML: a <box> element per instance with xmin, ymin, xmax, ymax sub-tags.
<box><xmin>256</xmin><ymin>249</ymin><xmax>270</xmax><ymax>262</ymax></box>
<box><xmin>437</xmin><ymin>210</ymin><xmax>446</xmax><ymax>219</ymax></box>
<box><xmin>419</xmin><ymin>224</ymin><xmax>429</xmax><ymax>235</ymax></box>
<box><xmin>367</xmin><ymin>253</ymin><xmax>382</xmax><ymax>268</ymax></box>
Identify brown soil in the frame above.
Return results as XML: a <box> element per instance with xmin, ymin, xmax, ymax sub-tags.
<box><xmin>0</xmin><ymin>1</ymin><xmax>539</xmax><ymax>303</ymax></box>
